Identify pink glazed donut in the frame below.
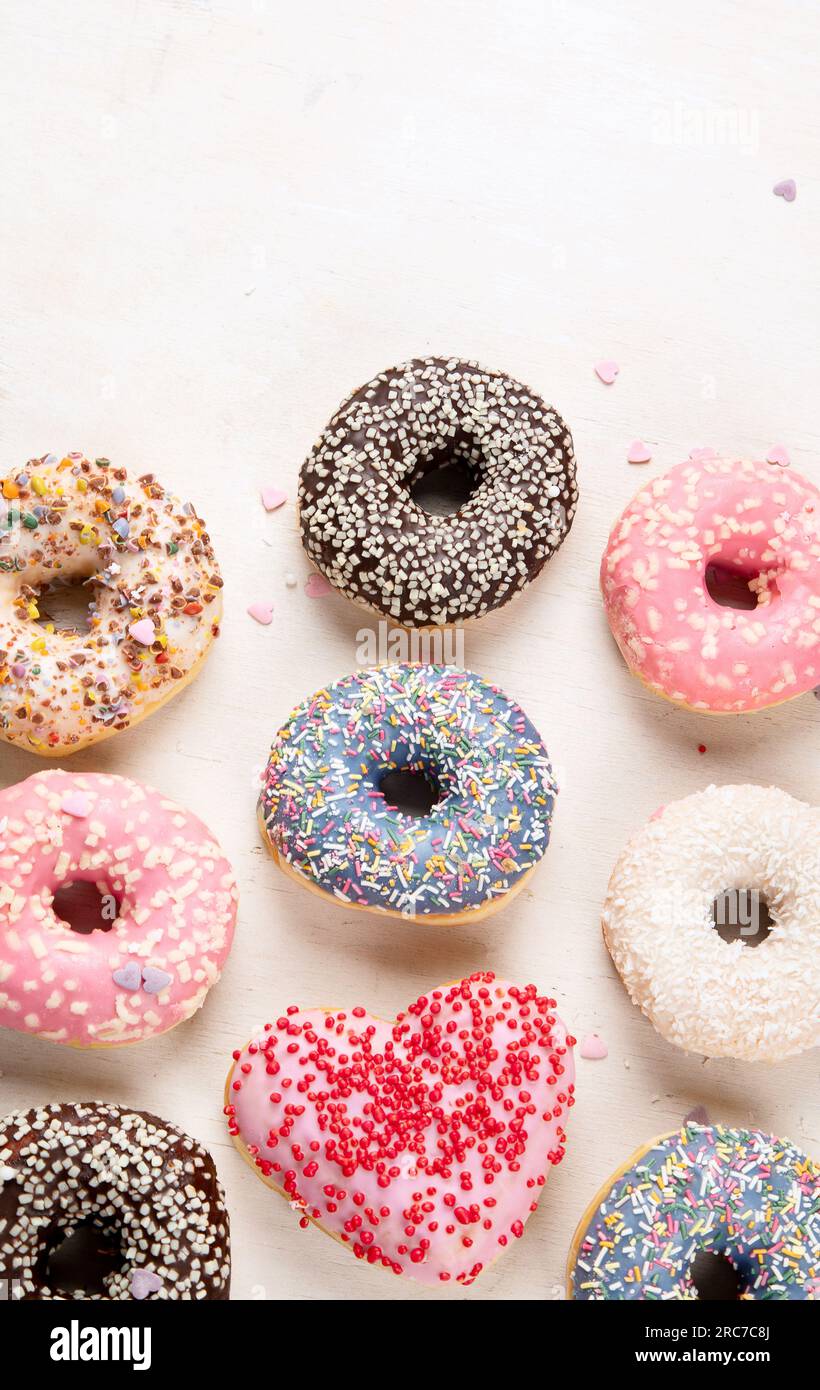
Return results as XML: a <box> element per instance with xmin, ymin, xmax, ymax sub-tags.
<box><xmin>225</xmin><ymin>972</ymin><xmax>575</xmax><ymax>1288</ymax></box>
<box><xmin>0</xmin><ymin>770</ymin><xmax>238</xmax><ymax>1047</ymax></box>
<box><xmin>600</xmin><ymin>456</ymin><xmax>820</xmax><ymax>712</ymax></box>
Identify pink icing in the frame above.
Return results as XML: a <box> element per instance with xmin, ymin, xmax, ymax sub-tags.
<box><xmin>600</xmin><ymin>456</ymin><xmax>820</xmax><ymax>711</ymax></box>
<box><xmin>226</xmin><ymin>972</ymin><xmax>575</xmax><ymax>1287</ymax></box>
<box><xmin>0</xmin><ymin>770</ymin><xmax>238</xmax><ymax>1046</ymax></box>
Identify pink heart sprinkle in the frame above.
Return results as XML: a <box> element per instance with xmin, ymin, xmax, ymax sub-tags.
<box><xmin>61</xmin><ymin>791</ymin><xmax>90</xmax><ymax>819</ymax></box>
<box><xmin>594</xmin><ymin>360</ymin><xmax>619</xmax><ymax>385</ymax></box>
<box><xmin>247</xmin><ymin>601</ymin><xmax>273</xmax><ymax>625</ymax></box>
<box><xmin>579</xmin><ymin>1032</ymin><xmax>609</xmax><ymax>1061</ymax></box>
<box><xmin>627</xmin><ymin>439</ymin><xmax>652</xmax><ymax>464</ymax></box>
<box><xmin>689</xmin><ymin>446</ymin><xmax>717</xmax><ymax>462</ymax></box>
<box><xmin>304</xmin><ymin>573</ymin><xmax>333</xmax><ymax>599</ymax></box>
<box><xmin>766</xmin><ymin>443</ymin><xmax>790</xmax><ymax>468</ymax></box>
<box><xmin>773</xmin><ymin>179</ymin><xmax>796</xmax><ymax>203</ymax></box>
<box><xmin>261</xmin><ymin>487</ymin><xmax>287</xmax><ymax>512</ymax></box>
<box><xmin>128</xmin><ymin>618</ymin><xmax>155</xmax><ymax>646</ymax></box>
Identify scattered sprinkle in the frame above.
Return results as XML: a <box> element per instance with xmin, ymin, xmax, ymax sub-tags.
<box><xmin>128</xmin><ymin>618</ymin><xmax>155</xmax><ymax>646</ymax></box>
<box><xmin>112</xmin><ymin>962</ymin><xmax>141</xmax><ymax>992</ymax></box>
<box><xmin>688</xmin><ymin>446</ymin><xmax>717</xmax><ymax>462</ymax></box>
<box><xmin>579</xmin><ymin>1032</ymin><xmax>609</xmax><ymax>1060</ymax></box>
<box><xmin>60</xmin><ymin>791</ymin><xmax>90</xmax><ymax>818</ymax></box>
<box><xmin>766</xmin><ymin>443</ymin><xmax>790</xmax><ymax>468</ymax></box>
<box><xmin>247</xmin><ymin>601</ymin><xmax>273</xmax><ymax>625</ymax></box>
<box><xmin>304</xmin><ymin>572</ymin><xmax>333</xmax><ymax>599</ymax></box>
<box><xmin>594</xmin><ymin>360</ymin><xmax>619</xmax><ymax>385</ymax></box>
<box><xmin>773</xmin><ymin>178</ymin><xmax>796</xmax><ymax>203</ymax></box>
<box><xmin>131</xmin><ymin>1269</ymin><xmax>164</xmax><ymax>1300</ymax></box>
<box><xmin>626</xmin><ymin>439</ymin><xmax>652</xmax><ymax>465</ymax></box>
<box><xmin>261</xmin><ymin>487</ymin><xmax>287</xmax><ymax>513</ymax></box>
<box><xmin>141</xmin><ymin>966</ymin><xmax>173</xmax><ymax>995</ymax></box>
<box><xmin>284</xmin><ymin>572</ymin><xmax>297</xmax><ymax>589</ymax></box>
<box><xmin>697</xmin><ymin>743</ymin><xmax>707</xmax><ymax>754</ymax></box>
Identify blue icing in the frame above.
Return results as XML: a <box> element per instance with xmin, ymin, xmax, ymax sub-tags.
<box><xmin>260</xmin><ymin>663</ymin><xmax>556</xmax><ymax>918</ymax></box>
<box><xmin>571</xmin><ymin>1123</ymin><xmax>820</xmax><ymax>1300</ymax></box>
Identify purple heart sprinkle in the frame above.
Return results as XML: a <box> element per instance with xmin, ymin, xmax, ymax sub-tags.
<box><xmin>142</xmin><ymin>966</ymin><xmax>173</xmax><ymax>995</ymax></box>
<box><xmin>772</xmin><ymin>178</ymin><xmax>796</xmax><ymax>202</ymax></box>
<box><xmin>112</xmin><ymin>962</ymin><xmax>141</xmax><ymax>992</ymax></box>
<box><xmin>131</xmin><ymin>1269</ymin><xmax>163</xmax><ymax>1300</ymax></box>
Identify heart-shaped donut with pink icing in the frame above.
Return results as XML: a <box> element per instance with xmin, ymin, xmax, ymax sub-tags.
<box><xmin>225</xmin><ymin>971</ymin><xmax>575</xmax><ymax>1287</ymax></box>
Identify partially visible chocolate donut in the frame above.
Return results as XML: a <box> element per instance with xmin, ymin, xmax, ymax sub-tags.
<box><xmin>299</xmin><ymin>357</ymin><xmax>577</xmax><ymax>626</ymax></box>
<box><xmin>0</xmin><ymin>1103</ymin><xmax>230</xmax><ymax>1300</ymax></box>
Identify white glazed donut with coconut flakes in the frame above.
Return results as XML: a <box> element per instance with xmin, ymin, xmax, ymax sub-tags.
<box><xmin>602</xmin><ymin>784</ymin><xmax>820</xmax><ymax>1062</ymax></box>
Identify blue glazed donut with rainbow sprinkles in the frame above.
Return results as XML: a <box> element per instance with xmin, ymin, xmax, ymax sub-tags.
<box><xmin>568</xmin><ymin>1123</ymin><xmax>820</xmax><ymax>1300</ymax></box>
<box><xmin>258</xmin><ymin>663</ymin><xmax>557</xmax><ymax>923</ymax></box>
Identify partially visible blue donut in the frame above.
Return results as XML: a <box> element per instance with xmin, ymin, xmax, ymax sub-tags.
<box><xmin>569</xmin><ymin>1123</ymin><xmax>820</xmax><ymax>1300</ymax></box>
<box><xmin>258</xmin><ymin>663</ymin><xmax>557</xmax><ymax>922</ymax></box>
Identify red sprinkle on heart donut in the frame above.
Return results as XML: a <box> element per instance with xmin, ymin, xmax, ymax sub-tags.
<box><xmin>225</xmin><ymin>971</ymin><xmax>575</xmax><ymax>1287</ymax></box>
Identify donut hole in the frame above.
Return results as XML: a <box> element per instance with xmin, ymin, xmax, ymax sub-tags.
<box><xmin>704</xmin><ymin>562</ymin><xmax>761</xmax><ymax>611</ymax></box>
<box><xmin>52</xmin><ymin>880</ymin><xmax>121</xmax><ymax>935</ymax></box>
<box><xmin>690</xmin><ymin>1249</ymin><xmax>742</xmax><ymax>1301</ymax></box>
<box><xmin>32</xmin><ymin>576</ymin><xmax>97</xmax><ymax>633</ymax></box>
<box><xmin>711</xmin><ymin>888</ymin><xmax>773</xmax><ymax>947</ymax></box>
<box><xmin>409</xmin><ymin>447</ymin><xmax>481</xmax><ymax>517</ymax></box>
<box><xmin>40</xmin><ymin>1219</ymin><xmax>124</xmax><ymax>1295</ymax></box>
<box><xmin>379</xmin><ymin>767</ymin><xmax>440</xmax><ymax>816</ymax></box>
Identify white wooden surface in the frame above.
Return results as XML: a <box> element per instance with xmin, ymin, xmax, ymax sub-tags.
<box><xmin>0</xmin><ymin>0</ymin><xmax>818</xmax><ymax>1302</ymax></box>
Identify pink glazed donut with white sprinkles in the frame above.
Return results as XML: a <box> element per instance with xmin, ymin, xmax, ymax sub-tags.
<box><xmin>600</xmin><ymin>455</ymin><xmax>820</xmax><ymax>712</ymax></box>
<box><xmin>0</xmin><ymin>769</ymin><xmax>238</xmax><ymax>1047</ymax></box>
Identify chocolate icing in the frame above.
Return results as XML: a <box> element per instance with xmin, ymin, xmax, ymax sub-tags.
<box><xmin>0</xmin><ymin>1102</ymin><xmax>230</xmax><ymax>1300</ymax></box>
<box><xmin>299</xmin><ymin>357</ymin><xmax>577</xmax><ymax>626</ymax></box>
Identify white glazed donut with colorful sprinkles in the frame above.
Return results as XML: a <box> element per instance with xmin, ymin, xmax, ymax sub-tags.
<box><xmin>568</xmin><ymin>1123</ymin><xmax>820</xmax><ymax>1300</ymax></box>
<box><xmin>0</xmin><ymin>769</ymin><xmax>238</xmax><ymax>1047</ymax></box>
<box><xmin>0</xmin><ymin>1102</ymin><xmax>231</xmax><ymax>1299</ymax></box>
<box><xmin>0</xmin><ymin>452</ymin><xmax>223</xmax><ymax>754</ymax></box>
<box><xmin>600</xmin><ymin>455</ymin><xmax>820</xmax><ymax>712</ymax></box>
<box><xmin>258</xmin><ymin>663</ymin><xmax>558</xmax><ymax>924</ymax></box>
<box><xmin>602</xmin><ymin>784</ymin><xmax>820</xmax><ymax>1062</ymax></box>
<box><xmin>225</xmin><ymin>971</ymin><xmax>575</xmax><ymax>1287</ymax></box>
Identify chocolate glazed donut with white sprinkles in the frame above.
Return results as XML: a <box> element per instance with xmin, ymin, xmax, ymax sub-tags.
<box><xmin>299</xmin><ymin>357</ymin><xmax>578</xmax><ymax>626</ymax></box>
<box><xmin>0</xmin><ymin>1103</ymin><xmax>230</xmax><ymax>1300</ymax></box>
